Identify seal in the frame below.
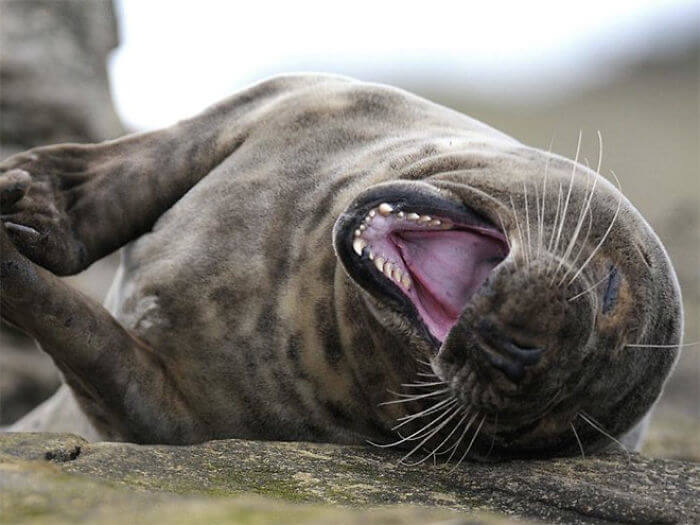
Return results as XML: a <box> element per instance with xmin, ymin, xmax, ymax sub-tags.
<box><xmin>0</xmin><ymin>74</ymin><xmax>683</xmax><ymax>461</ymax></box>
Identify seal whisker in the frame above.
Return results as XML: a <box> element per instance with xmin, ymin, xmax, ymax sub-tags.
<box><xmin>379</xmin><ymin>388</ymin><xmax>450</xmax><ymax>405</ymax></box>
<box><xmin>546</xmin><ymin>181</ymin><xmax>564</xmax><ymax>272</ymax></box>
<box><xmin>534</xmin><ymin>175</ymin><xmax>542</xmax><ymax>261</ymax></box>
<box><xmin>578</xmin><ymin>412</ymin><xmax>631</xmax><ymax>465</ymax></box>
<box><xmin>566</xmin><ymin>210</ymin><xmax>594</xmax><ymax>284</ymax></box>
<box><xmin>444</xmin><ymin>412</ymin><xmax>479</xmax><ymax>463</ymax></box>
<box><xmin>412</xmin><ymin>408</ymin><xmax>470</xmax><ymax>465</ymax></box>
<box><xmin>510</xmin><ymin>194</ymin><xmax>528</xmax><ymax>268</ymax></box>
<box><xmin>396</xmin><ymin>402</ymin><xmax>457</xmax><ymax>441</ymax></box>
<box><xmin>417</xmin><ymin>372</ymin><xmax>439</xmax><ymax>379</ymax></box>
<box><xmin>537</xmin><ymin>142</ymin><xmax>553</xmax><ymax>265</ymax></box>
<box><xmin>400</xmin><ymin>381</ymin><xmax>447</xmax><ymax>388</ymax></box>
<box><xmin>494</xmin><ymin>210</ymin><xmax>512</xmax><ymax>252</ymax></box>
<box><xmin>391</xmin><ymin>391</ymin><xmax>440</xmax><ymax>399</ymax></box>
<box><xmin>570</xmin><ymin>421</ymin><xmax>585</xmax><ymax>459</ymax></box>
<box><xmin>549</xmin><ymin>130</ymin><xmax>582</xmax><ymax>277</ymax></box>
<box><xmin>558</xmin><ymin>131</ymin><xmax>603</xmax><ymax>284</ymax></box>
<box><xmin>556</xmin><ymin>160</ymin><xmax>597</xmax><ymax>283</ymax></box>
<box><xmin>556</xmin><ymin>173</ymin><xmax>596</xmax><ymax>285</ymax></box>
<box><xmin>449</xmin><ymin>413</ymin><xmax>486</xmax><ymax>472</ymax></box>
<box><xmin>624</xmin><ymin>342</ymin><xmax>698</xmax><ymax>349</ymax></box>
<box><xmin>393</xmin><ymin>397</ymin><xmax>457</xmax><ymax>429</ymax></box>
<box><xmin>435</xmin><ymin>410</ymin><xmax>472</xmax><ymax>456</ymax></box>
<box><xmin>368</xmin><ymin>400</ymin><xmax>456</xmax><ymax>448</ymax></box>
<box><xmin>568</xmin><ymin>269</ymin><xmax>613</xmax><ymax>301</ymax></box>
<box><xmin>568</xmin><ymin>169</ymin><xmax>623</xmax><ymax>285</ymax></box>
<box><xmin>594</xmin><ymin>130</ymin><xmax>604</xmax><ymax>178</ymax></box>
<box><xmin>399</xmin><ymin>405</ymin><xmax>462</xmax><ymax>465</ymax></box>
<box><xmin>523</xmin><ymin>179</ymin><xmax>533</xmax><ymax>263</ymax></box>
<box><xmin>485</xmin><ymin>414</ymin><xmax>498</xmax><ymax>459</ymax></box>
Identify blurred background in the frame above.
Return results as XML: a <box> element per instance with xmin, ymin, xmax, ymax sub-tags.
<box><xmin>1</xmin><ymin>0</ymin><xmax>698</xmax><ymax>459</ymax></box>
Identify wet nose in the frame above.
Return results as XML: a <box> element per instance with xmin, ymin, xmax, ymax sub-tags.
<box><xmin>476</xmin><ymin>319</ymin><xmax>544</xmax><ymax>382</ymax></box>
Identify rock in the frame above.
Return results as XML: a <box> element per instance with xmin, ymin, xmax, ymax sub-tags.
<box><xmin>1</xmin><ymin>433</ymin><xmax>697</xmax><ymax>524</ymax></box>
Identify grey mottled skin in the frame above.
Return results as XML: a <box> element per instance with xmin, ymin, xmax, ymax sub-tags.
<box><xmin>0</xmin><ymin>74</ymin><xmax>682</xmax><ymax>459</ymax></box>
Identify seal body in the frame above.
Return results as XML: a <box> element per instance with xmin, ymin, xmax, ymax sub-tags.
<box><xmin>1</xmin><ymin>74</ymin><xmax>682</xmax><ymax>460</ymax></box>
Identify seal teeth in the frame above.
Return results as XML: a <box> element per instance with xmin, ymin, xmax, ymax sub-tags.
<box><xmin>374</xmin><ymin>256</ymin><xmax>386</xmax><ymax>272</ymax></box>
<box><xmin>352</xmin><ymin>238</ymin><xmax>367</xmax><ymax>256</ymax></box>
<box><xmin>351</xmin><ymin>205</ymin><xmax>454</xmax><ymax>292</ymax></box>
<box><xmin>378</xmin><ymin>203</ymin><xmax>394</xmax><ymax>216</ymax></box>
<box><xmin>383</xmin><ymin>261</ymin><xmax>394</xmax><ymax>278</ymax></box>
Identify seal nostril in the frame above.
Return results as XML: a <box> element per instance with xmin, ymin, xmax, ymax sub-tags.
<box><xmin>475</xmin><ymin>320</ymin><xmax>543</xmax><ymax>382</ymax></box>
<box><xmin>501</xmin><ymin>340</ymin><xmax>543</xmax><ymax>366</ymax></box>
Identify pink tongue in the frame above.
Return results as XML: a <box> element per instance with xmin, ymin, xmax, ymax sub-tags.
<box><xmin>393</xmin><ymin>230</ymin><xmax>506</xmax><ymax>320</ymax></box>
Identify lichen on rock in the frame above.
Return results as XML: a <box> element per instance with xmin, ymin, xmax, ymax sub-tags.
<box><xmin>1</xmin><ymin>433</ymin><xmax>697</xmax><ymax>524</ymax></box>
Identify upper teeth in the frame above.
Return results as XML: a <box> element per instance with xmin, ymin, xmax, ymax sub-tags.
<box><xmin>350</xmin><ymin>202</ymin><xmax>451</xmax><ymax>290</ymax></box>
<box><xmin>378</xmin><ymin>203</ymin><xmax>394</xmax><ymax>216</ymax></box>
<box><xmin>352</xmin><ymin>238</ymin><xmax>367</xmax><ymax>255</ymax></box>
<box><xmin>374</xmin><ymin>256</ymin><xmax>386</xmax><ymax>272</ymax></box>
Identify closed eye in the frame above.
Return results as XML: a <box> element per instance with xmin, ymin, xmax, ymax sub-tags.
<box><xmin>602</xmin><ymin>265</ymin><xmax>620</xmax><ymax>314</ymax></box>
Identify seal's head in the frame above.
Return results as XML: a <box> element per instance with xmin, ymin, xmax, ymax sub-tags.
<box><xmin>333</xmin><ymin>142</ymin><xmax>682</xmax><ymax>461</ymax></box>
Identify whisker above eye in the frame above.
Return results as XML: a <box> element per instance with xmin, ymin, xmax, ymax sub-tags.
<box><xmin>567</xmin><ymin>169</ymin><xmax>623</xmax><ymax>286</ymax></box>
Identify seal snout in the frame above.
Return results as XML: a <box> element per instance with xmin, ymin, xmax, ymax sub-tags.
<box><xmin>436</xmin><ymin>257</ymin><xmax>596</xmax><ymax>420</ymax></box>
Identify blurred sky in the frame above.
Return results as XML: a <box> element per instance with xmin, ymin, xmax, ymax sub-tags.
<box><xmin>110</xmin><ymin>0</ymin><xmax>700</xmax><ymax>131</ymax></box>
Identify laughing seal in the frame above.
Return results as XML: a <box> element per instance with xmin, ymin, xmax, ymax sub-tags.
<box><xmin>0</xmin><ymin>74</ymin><xmax>682</xmax><ymax>461</ymax></box>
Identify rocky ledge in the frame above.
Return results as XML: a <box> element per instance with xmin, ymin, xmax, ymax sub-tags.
<box><xmin>1</xmin><ymin>433</ymin><xmax>697</xmax><ymax>524</ymax></box>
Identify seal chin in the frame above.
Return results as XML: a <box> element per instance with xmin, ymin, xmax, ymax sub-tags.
<box><xmin>335</xmin><ymin>191</ymin><xmax>508</xmax><ymax>343</ymax></box>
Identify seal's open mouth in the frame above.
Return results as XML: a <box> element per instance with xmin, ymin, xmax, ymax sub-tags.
<box><xmin>349</xmin><ymin>202</ymin><xmax>508</xmax><ymax>341</ymax></box>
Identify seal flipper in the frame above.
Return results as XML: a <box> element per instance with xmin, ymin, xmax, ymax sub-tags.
<box><xmin>0</xmin><ymin>119</ymin><xmax>246</xmax><ymax>275</ymax></box>
<box><xmin>0</xmin><ymin>225</ymin><xmax>207</xmax><ymax>443</ymax></box>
